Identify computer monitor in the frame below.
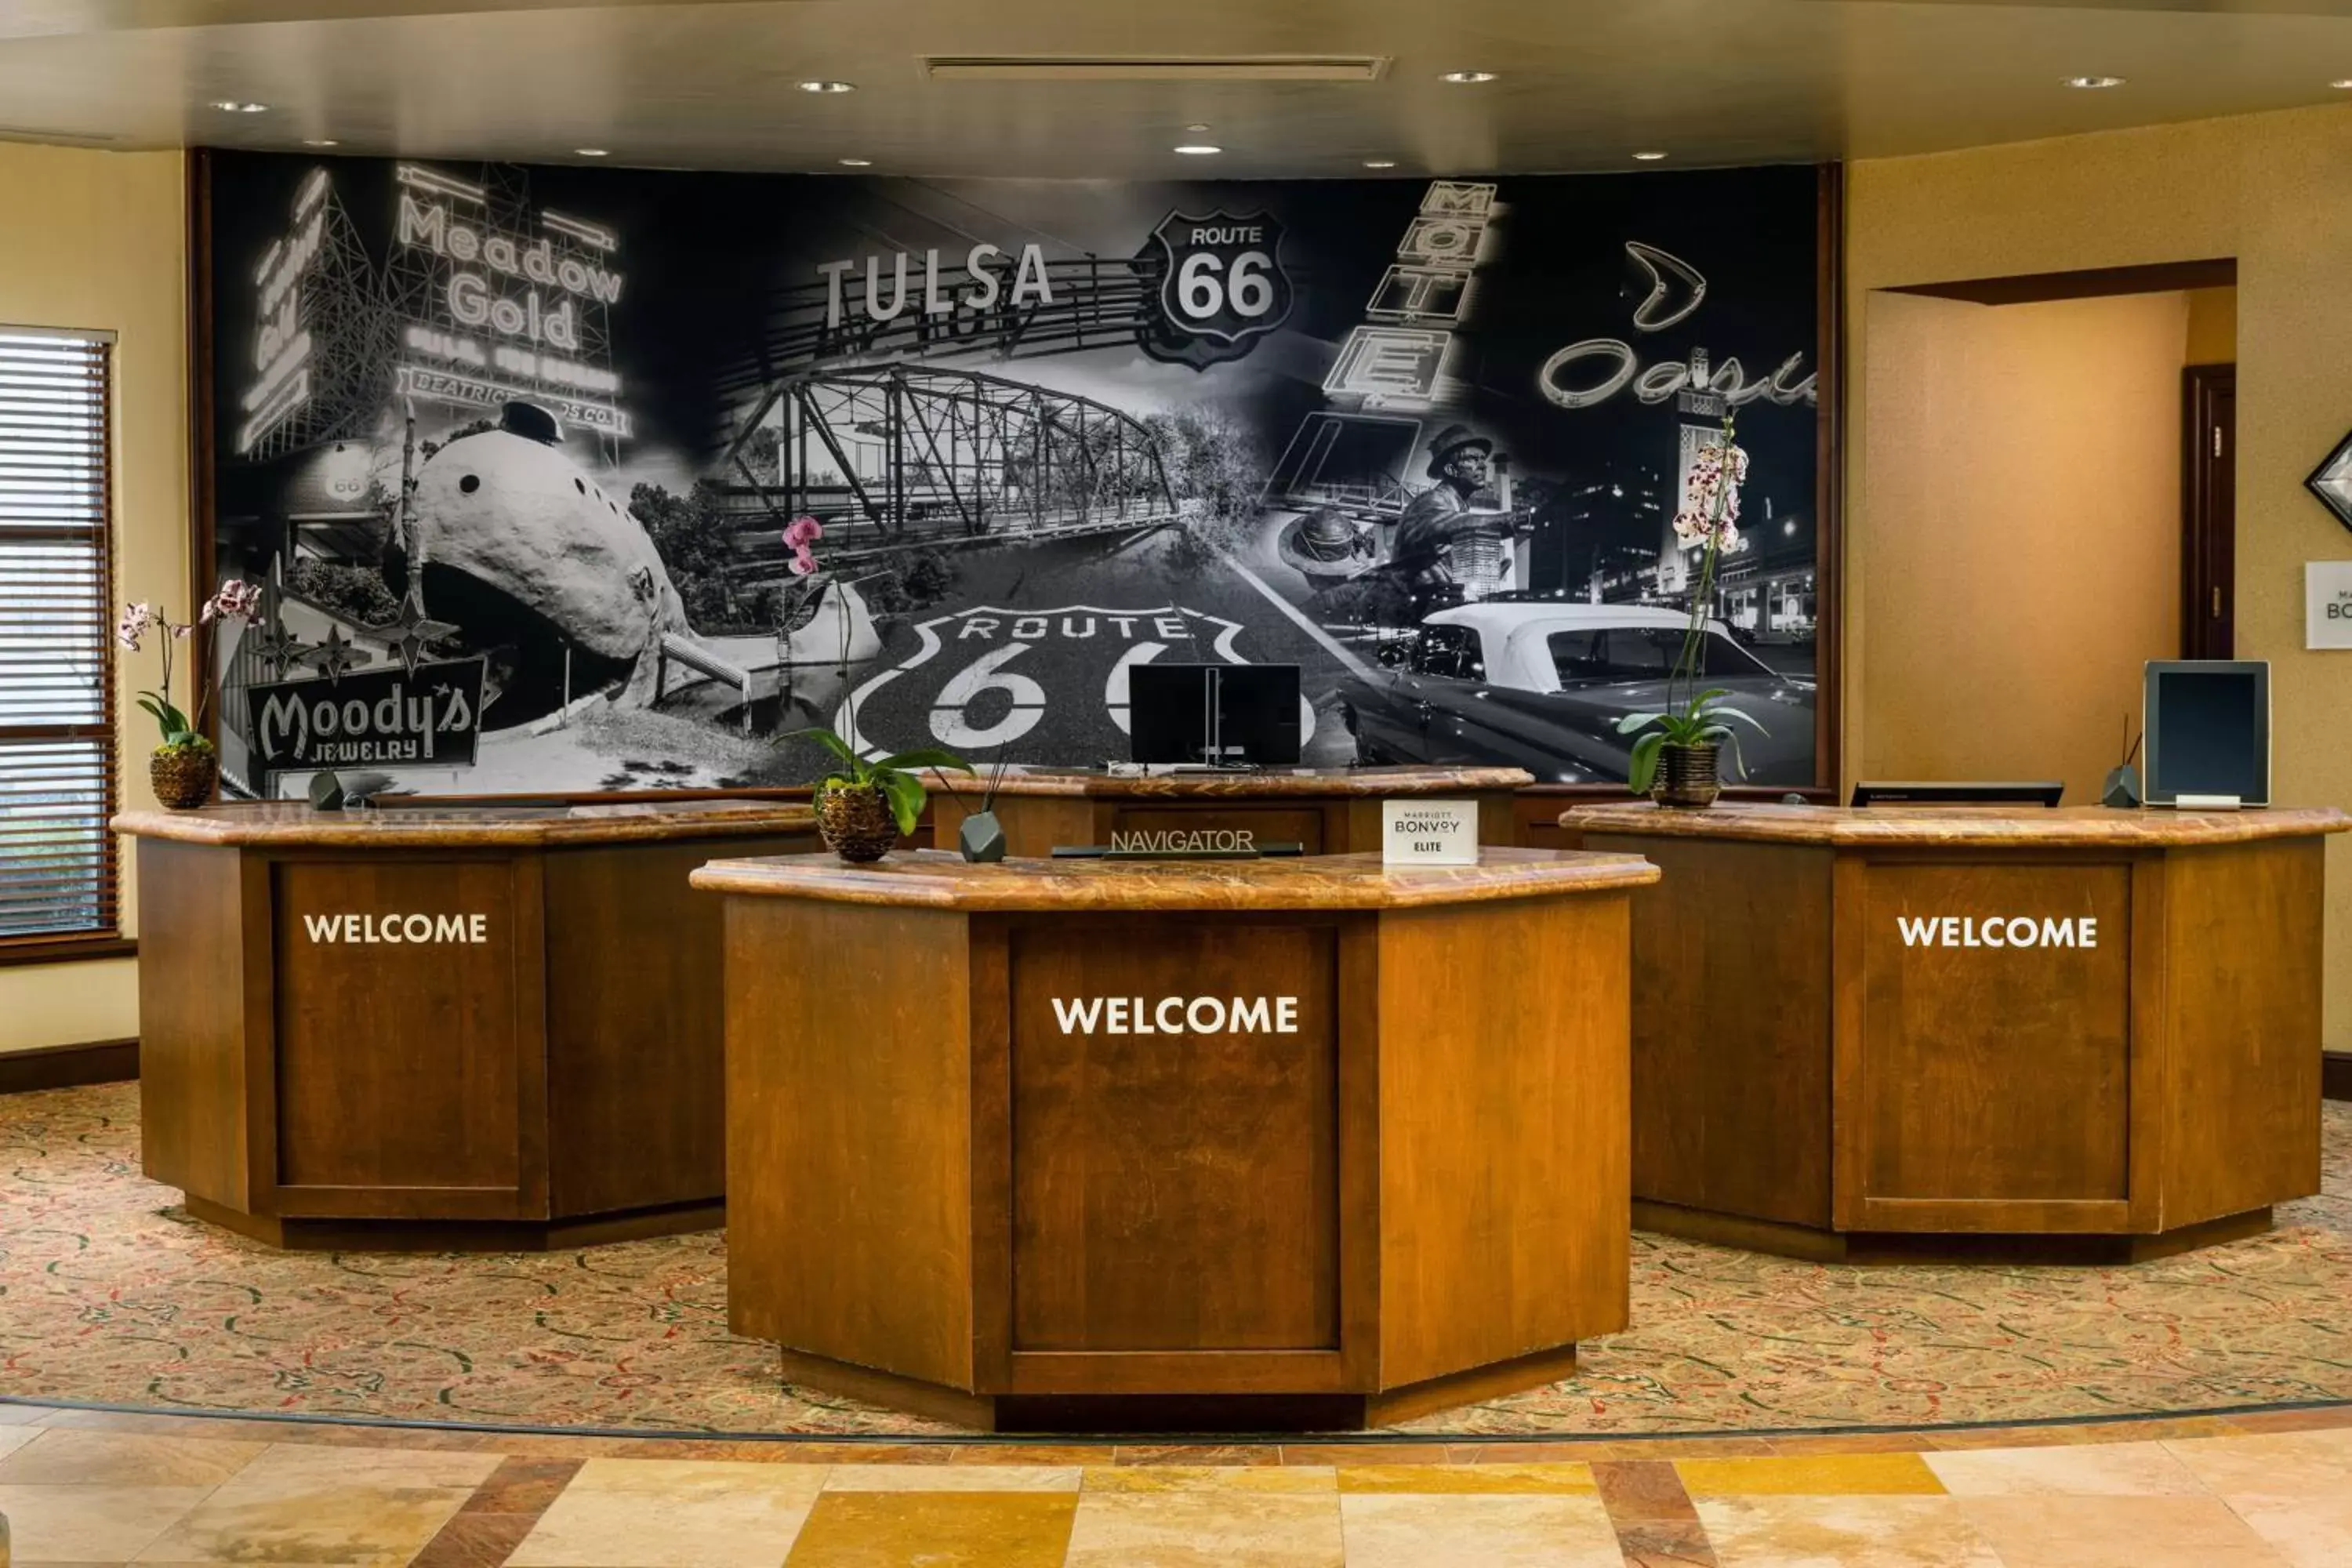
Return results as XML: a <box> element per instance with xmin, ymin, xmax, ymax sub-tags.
<box><xmin>2143</xmin><ymin>659</ymin><xmax>2270</xmax><ymax>806</ymax></box>
<box><xmin>1849</xmin><ymin>782</ymin><xmax>2065</xmax><ymax>808</ymax></box>
<box><xmin>1128</xmin><ymin>663</ymin><xmax>1301</xmax><ymax>766</ymax></box>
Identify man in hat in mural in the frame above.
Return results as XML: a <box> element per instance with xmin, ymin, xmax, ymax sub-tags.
<box><xmin>1389</xmin><ymin>423</ymin><xmax>1519</xmax><ymax>601</ymax></box>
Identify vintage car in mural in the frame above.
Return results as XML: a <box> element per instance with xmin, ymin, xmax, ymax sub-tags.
<box><xmin>1335</xmin><ymin>602</ymin><xmax>1817</xmax><ymax>786</ymax></box>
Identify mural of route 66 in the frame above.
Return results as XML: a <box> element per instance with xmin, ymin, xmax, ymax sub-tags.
<box><xmin>200</xmin><ymin>151</ymin><xmax>1824</xmax><ymax>794</ymax></box>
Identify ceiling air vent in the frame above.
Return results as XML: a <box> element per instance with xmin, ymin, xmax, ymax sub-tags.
<box><xmin>921</xmin><ymin>56</ymin><xmax>1389</xmax><ymax>83</ymax></box>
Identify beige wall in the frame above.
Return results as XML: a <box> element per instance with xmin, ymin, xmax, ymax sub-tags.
<box><xmin>1848</xmin><ymin>103</ymin><xmax>2352</xmax><ymax>1051</ymax></box>
<box><xmin>1860</xmin><ymin>289</ymin><xmax>2190</xmax><ymax>798</ymax></box>
<box><xmin>0</xmin><ymin>143</ymin><xmax>187</xmax><ymax>1053</ymax></box>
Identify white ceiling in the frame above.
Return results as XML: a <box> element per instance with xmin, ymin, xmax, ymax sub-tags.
<box><xmin>5</xmin><ymin>0</ymin><xmax>2352</xmax><ymax>175</ymax></box>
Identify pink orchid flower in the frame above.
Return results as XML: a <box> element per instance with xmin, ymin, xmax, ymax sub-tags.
<box><xmin>781</xmin><ymin>516</ymin><xmax>823</xmax><ymax>550</ymax></box>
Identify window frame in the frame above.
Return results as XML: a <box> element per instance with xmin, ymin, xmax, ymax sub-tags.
<box><xmin>0</xmin><ymin>324</ymin><xmax>125</xmax><ymax>961</ymax></box>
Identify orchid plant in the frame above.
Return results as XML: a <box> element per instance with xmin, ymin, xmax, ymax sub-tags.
<box><xmin>773</xmin><ymin>515</ymin><xmax>972</xmax><ymax>833</ymax></box>
<box><xmin>117</xmin><ymin>579</ymin><xmax>263</xmax><ymax>753</ymax></box>
<box><xmin>1615</xmin><ymin>413</ymin><xmax>1768</xmax><ymax>794</ymax></box>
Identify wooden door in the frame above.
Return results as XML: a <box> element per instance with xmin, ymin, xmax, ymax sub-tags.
<box><xmin>2182</xmin><ymin>365</ymin><xmax>2236</xmax><ymax>659</ymax></box>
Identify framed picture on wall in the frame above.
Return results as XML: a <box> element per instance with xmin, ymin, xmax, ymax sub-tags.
<box><xmin>191</xmin><ymin>151</ymin><xmax>1844</xmax><ymax>800</ymax></box>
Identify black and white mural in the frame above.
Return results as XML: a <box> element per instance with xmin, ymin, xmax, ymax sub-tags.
<box><xmin>202</xmin><ymin>152</ymin><xmax>1825</xmax><ymax>795</ymax></box>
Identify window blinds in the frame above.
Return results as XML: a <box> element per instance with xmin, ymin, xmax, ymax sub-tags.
<box><xmin>0</xmin><ymin>330</ymin><xmax>117</xmax><ymax>942</ymax></box>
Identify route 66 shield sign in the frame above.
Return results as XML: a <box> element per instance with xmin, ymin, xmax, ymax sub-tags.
<box><xmin>1146</xmin><ymin>209</ymin><xmax>1294</xmax><ymax>361</ymax></box>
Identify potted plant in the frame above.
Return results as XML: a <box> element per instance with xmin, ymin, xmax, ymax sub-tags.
<box><xmin>118</xmin><ymin>579</ymin><xmax>262</xmax><ymax>810</ymax></box>
<box><xmin>1616</xmin><ymin>416</ymin><xmax>1767</xmax><ymax>808</ymax></box>
<box><xmin>793</xmin><ymin>728</ymin><xmax>974</xmax><ymax>862</ymax></box>
<box><xmin>776</xmin><ymin>515</ymin><xmax>974</xmax><ymax>858</ymax></box>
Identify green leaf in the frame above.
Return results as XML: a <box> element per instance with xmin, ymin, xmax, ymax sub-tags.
<box><xmin>1613</xmin><ymin>711</ymin><xmax>1665</xmax><ymax>735</ymax></box>
<box><xmin>1706</xmin><ymin>704</ymin><xmax>1769</xmax><ymax>735</ymax></box>
<box><xmin>877</xmin><ymin>768</ymin><xmax>927</xmax><ymax>837</ymax></box>
<box><xmin>1626</xmin><ymin>730</ymin><xmax>1667</xmax><ymax>794</ymax></box>
<box><xmin>782</xmin><ymin>726</ymin><xmax>872</xmax><ymax>786</ymax></box>
<box><xmin>874</xmin><ymin>747</ymin><xmax>975</xmax><ymax>775</ymax></box>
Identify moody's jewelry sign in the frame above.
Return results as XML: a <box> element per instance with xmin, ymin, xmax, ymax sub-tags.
<box><xmin>249</xmin><ymin>658</ymin><xmax>487</xmax><ymax>773</ymax></box>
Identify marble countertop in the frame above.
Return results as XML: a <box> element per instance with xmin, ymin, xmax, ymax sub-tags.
<box><xmin>114</xmin><ymin>798</ymin><xmax>821</xmax><ymax>848</ymax></box>
<box><xmin>689</xmin><ymin>845</ymin><xmax>1657</xmax><ymax>910</ymax></box>
<box><xmin>918</xmin><ymin>764</ymin><xmax>1532</xmax><ymax>799</ymax></box>
<box><xmin>1555</xmin><ymin>801</ymin><xmax>2351</xmax><ymax>848</ymax></box>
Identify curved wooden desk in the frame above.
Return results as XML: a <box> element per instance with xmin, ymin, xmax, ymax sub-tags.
<box><xmin>117</xmin><ymin>800</ymin><xmax>819</xmax><ymax>1250</ymax></box>
<box><xmin>1558</xmin><ymin>802</ymin><xmax>2351</xmax><ymax>1261</ymax></box>
<box><xmin>924</xmin><ymin>764</ymin><xmax>1530</xmax><ymax>860</ymax></box>
<box><xmin>691</xmin><ymin>846</ymin><xmax>1655</xmax><ymax>1431</ymax></box>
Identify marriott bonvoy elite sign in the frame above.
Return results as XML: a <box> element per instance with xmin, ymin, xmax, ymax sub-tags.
<box><xmin>1382</xmin><ymin>799</ymin><xmax>1478</xmax><ymax>865</ymax></box>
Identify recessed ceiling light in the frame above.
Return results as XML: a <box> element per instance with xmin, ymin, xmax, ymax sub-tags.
<box><xmin>2062</xmin><ymin>74</ymin><xmax>2125</xmax><ymax>89</ymax></box>
<box><xmin>798</xmin><ymin>79</ymin><xmax>857</xmax><ymax>94</ymax></box>
<box><xmin>1440</xmin><ymin>70</ymin><xmax>1497</xmax><ymax>85</ymax></box>
<box><xmin>210</xmin><ymin>100</ymin><xmax>268</xmax><ymax>114</ymax></box>
<box><xmin>575</xmin><ymin>147</ymin><xmax>608</xmax><ymax>157</ymax></box>
<box><xmin>1185</xmin><ymin>123</ymin><xmax>1210</xmax><ymax>132</ymax></box>
<box><xmin>1363</xmin><ymin>159</ymin><xmax>1397</xmax><ymax>169</ymax></box>
<box><xmin>302</xmin><ymin>138</ymin><xmax>339</xmax><ymax>147</ymax></box>
<box><xmin>838</xmin><ymin>157</ymin><xmax>872</xmax><ymax>167</ymax></box>
<box><xmin>1174</xmin><ymin>143</ymin><xmax>1222</xmax><ymax>155</ymax></box>
<box><xmin>1632</xmin><ymin>150</ymin><xmax>1668</xmax><ymax>161</ymax></box>
<box><xmin>2332</xmin><ymin>78</ymin><xmax>2352</xmax><ymax>89</ymax></box>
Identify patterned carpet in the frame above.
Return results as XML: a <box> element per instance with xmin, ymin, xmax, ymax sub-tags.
<box><xmin>2</xmin><ymin>1083</ymin><xmax>2348</xmax><ymax>1437</ymax></box>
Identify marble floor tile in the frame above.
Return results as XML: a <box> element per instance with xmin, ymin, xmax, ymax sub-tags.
<box><xmin>1611</xmin><ymin>1518</ymin><xmax>1719</xmax><ymax>1567</ymax></box>
<box><xmin>1334</xmin><ymin>1462</ymin><xmax>1596</xmax><ymax>1494</ymax></box>
<box><xmin>1592</xmin><ymin>1459</ymin><xmax>1700</xmax><ymax>1523</ymax></box>
<box><xmin>194</xmin><ymin>1442</ymin><xmax>502</xmax><ymax>1493</ymax></box>
<box><xmin>1923</xmin><ymin>1439</ymin><xmax>2207</xmax><ymax>1496</ymax></box>
<box><xmin>1697</xmin><ymin>1495</ymin><xmax>2002</xmax><ymax>1568</ymax></box>
<box><xmin>1080</xmin><ymin>1465</ymin><xmax>1336</xmax><ymax>1493</ymax></box>
<box><xmin>1338</xmin><ymin>1492</ymin><xmax>1622</xmax><ymax>1567</ymax></box>
<box><xmin>0</xmin><ymin>1483</ymin><xmax>213</xmax><ymax>1563</ymax></box>
<box><xmin>2228</xmin><ymin>1492</ymin><xmax>2352</xmax><ymax>1568</ymax></box>
<box><xmin>823</xmin><ymin>1464</ymin><xmax>1079</xmax><ymax>1492</ymax></box>
<box><xmin>1677</xmin><ymin>1454</ymin><xmax>1945</xmax><ymax>1496</ymax></box>
<box><xmin>459</xmin><ymin>1457</ymin><xmax>583</xmax><ymax>1515</ymax></box>
<box><xmin>2165</xmin><ymin>1428</ymin><xmax>2352</xmax><ymax>1499</ymax></box>
<box><xmin>0</xmin><ymin>1425</ymin><xmax>45</xmax><ymax>1459</ymax></box>
<box><xmin>0</xmin><ymin>1431</ymin><xmax>268</xmax><ymax>1487</ymax></box>
<box><xmin>408</xmin><ymin>1511</ymin><xmax>543</xmax><ymax>1568</ymax></box>
<box><xmin>1957</xmin><ymin>1494</ymin><xmax>2291</xmax><ymax>1567</ymax></box>
<box><xmin>1063</xmin><ymin>1489</ymin><xmax>1343</xmax><ymax>1568</ymax></box>
<box><xmin>126</xmin><ymin>1440</ymin><xmax>506</xmax><ymax>1566</ymax></box>
<box><xmin>503</xmin><ymin>1458</ymin><xmax>830</xmax><ymax>1568</ymax></box>
<box><xmin>782</xmin><ymin>1491</ymin><xmax>1076</xmax><ymax>1567</ymax></box>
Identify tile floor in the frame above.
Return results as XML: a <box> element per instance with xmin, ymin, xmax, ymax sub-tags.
<box><xmin>0</xmin><ymin>1403</ymin><xmax>2348</xmax><ymax>1566</ymax></box>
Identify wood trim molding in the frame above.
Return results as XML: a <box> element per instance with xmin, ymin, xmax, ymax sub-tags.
<box><xmin>2325</xmin><ymin>1051</ymin><xmax>2352</xmax><ymax>1103</ymax></box>
<box><xmin>0</xmin><ymin>1038</ymin><xmax>139</xmax><ymax>1094</ymax></box>
<box><xmin>1888</xmin><ymin>258</ymin><xmax>2237</xmax><ymax>307</ymax></box>
<box><xmin>0</xmin><ymin>935</ymin><xmax>137</xmax><ymax>969</ymax></box>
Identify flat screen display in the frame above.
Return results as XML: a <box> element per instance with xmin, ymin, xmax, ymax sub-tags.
<box><xmin>1128</xmin><ymin>664</ymin><xmax>1301</xmax><ymax>766</ymax></box>
<box><xmin>2145</xmin><ymin>661</ymin><xmax>2270</xmax><ymax>806</ymax></box>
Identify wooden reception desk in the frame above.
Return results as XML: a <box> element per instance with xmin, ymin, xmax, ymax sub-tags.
<box><xmin>116</xmin><ymin>800</ymin><xmax>818</xmax><ymax>1249</ymax></box>
<box><xmin>1558</xmin><ymin>803</ymin><xmax>2350</xmax><ymax>1261</ymax></box>
<box><xmin>925</xmin><ymin>764</ymin><xmax>1529</xmax><ymax>859</ymax></box>
<box><xmin>690</xmin><ymin>846</ymin><xmax>1654</xmax><ymax>1430</ymax></box>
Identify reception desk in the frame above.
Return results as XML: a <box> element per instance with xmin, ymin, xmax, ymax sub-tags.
<box><xmin>925</xmin><ymin>764</ymin><xmax>1528</xmax><ymax>860</ymax></box>
<box><xmin>1558</xmin><ymin>803</ymin><xmax>2350</xmax><ymax>1261</ymax></box>
<box><xmin>690</xmin><ymin>846</ymin><xmax>1653</xmax><ymax>1430</ymax></box>
<box><xmin>117</xmin><ymin>800</ymin><xmax>819</xmax><ymax>1249</ymax></box>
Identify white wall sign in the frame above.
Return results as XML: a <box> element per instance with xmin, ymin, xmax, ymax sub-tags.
<box><xmin>2307</xmin><ymin>561</ymin><xmax>2352</xmax><ymax>648</ymax></box>
<box><xmin>1382</xmin><ymin>798</ymin><xmax>1479</xmax><ymax>866</ymax></box>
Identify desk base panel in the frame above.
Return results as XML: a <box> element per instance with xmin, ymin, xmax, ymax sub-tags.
<box><xmin>772</xmin><ymin>1344</ymin><xmax>1581</xmax><ymax>1434</ymax></box>
<box><xmin>184</xmin><ymin>1194</ymin><xmax>724</xmax><ymax>1254</ymax></box>
<box><xmin>1635</xmin><ymin>1199</ymin><xmax>2273</xmax><ymax>1265</ymax></box>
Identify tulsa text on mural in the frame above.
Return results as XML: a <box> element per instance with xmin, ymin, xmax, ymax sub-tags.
<box><xmin>821</xmin><ymin>243</ymin><xmax>1058</xmax><ymax>326</ymax></box>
